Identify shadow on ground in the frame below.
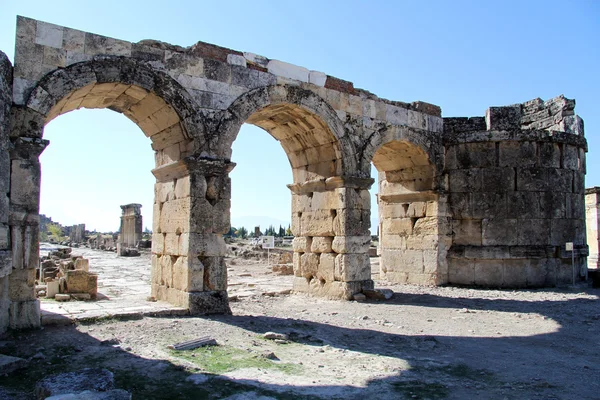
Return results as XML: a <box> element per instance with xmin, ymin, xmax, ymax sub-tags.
<box><xmin>1</xmin><ymin>287</ymin><xmax>599</xmax><ymax>399</ymax></box>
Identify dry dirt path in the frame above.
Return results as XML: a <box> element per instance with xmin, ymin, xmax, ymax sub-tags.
<box><xmin>1</xmin><ymin>245</ymin><xmax>599</xmax><ymax>399</ymax></box>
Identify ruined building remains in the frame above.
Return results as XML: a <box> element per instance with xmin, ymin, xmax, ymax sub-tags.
<box><xmin>0</xmin><ymin>17</ymin><xmax>588</xmax><ymax>332</ymax></box>
<box><xmin>586</xmin><ymin>188</ymin><xmax>600</xmax><ymax>270</ymax></box>
<box><xmin>68</xmin><ymin>223</ymin><xmax>85</xmax><ymax>243</ymax></box>
<box><xmin>118</xmin><ymin>203</ymin><xmax>142</xmax><ymax>248</ymax></box>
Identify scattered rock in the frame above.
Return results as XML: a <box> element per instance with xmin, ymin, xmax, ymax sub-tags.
<box><xmin>0</xmin><ymin>354</ymin><xmax>28</xmax><ymax>375</ymax></box>
<box><xmin>363</xmin><ymin>289</ymin><xmax>393</xmax><ymax>300</ymax></box>
<box><xmin>260</xmin><ymin>351</ymin><xmax>279</xmax><ymax>360</ymax></box>
<box><xmin>55</xmin><ymin>294</ymin><xmax>71</xmax><ymax>302</ymax></box>
<box><xmin>263</xmin><ymin>332</ymin><xmax>289</xmax><ymax>341</ymax></box>
<box><xmin>353</xmin><ymin>293</ymin><xmax>366</xmax><ymax>301</ymax></box>
<box><xmin>34</xmin><ymin>368</ymin><xmax>115</xmax><ymax>399</ymax></box>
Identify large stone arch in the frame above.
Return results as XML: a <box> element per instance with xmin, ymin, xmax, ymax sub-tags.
<box><xmin>216</xmin><ymin>84</ymin><xmax>356</xmax><ymax>180</ymax></box>
<box><xmin>364</xmin><ymin>126</ymin><xmax>450</xmax><ymax>285</ymax></box>
<box><xmin>197</xmin><ymin>84</ymin><xmax>375</xmax><ymax>300</ymax></box>
<box><xmin>23</xmin><ymin>56</ymin><xmax>203</xmax><ymax>162</ymax></box>
<box><xmin>7</xmin><ymin>56</ymin><xmax>215</xmax><ymax>328</ymax></box>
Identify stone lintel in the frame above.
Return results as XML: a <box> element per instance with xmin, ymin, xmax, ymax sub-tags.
<box><xmin>585</xmin><ymin>187</ymin><xmax>600</xmax><ymax>195</ymax></box>
<box><xmin>288</xmin><ymin>176</ymin><xmax>374</xmax><ymax>194</ymax></box>
<box><xmin>9</xmin><ymin>137</ymin><xmax>49</xmax><ymax>160</ymax></box>
<box><xmin>380</xmin><ymin>190</ymin><xmax>437</xmax><ymax>203</ymax></box>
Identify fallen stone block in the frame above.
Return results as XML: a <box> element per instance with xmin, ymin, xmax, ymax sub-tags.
<box><xmin>71</xmin><ymin>293</ymin><xmax>91</xmax><ymax>301</ymax></box>
<box><xmin>263</xmin><ymin>332</ymin><xmax>289</xmax><ymax>341</ymax></box>
<box><xmin>272</xmin><ymin>264</ymin><xmax>293</xmax><ymax>275</ymax></box>
<box><xmin>46</xmin><ymin>280</ymin><xmax>59</xmax><ymax>298</ymax></box>
<box><xmin>167</xmin><ymin>336</ymin><xmax>217</xmax><ymax>350</ymax></box>
<box><xmin>0</xmin><ymin>354</ymin><xmax>28</xmax><ymax>375</ymax></box>
<box><xmin>65</xmin><ymin>270</ymin><xmax>98</xmax><ymax>298</ymax></box>
<box><xmin>363</xmin><ymin>289</ymin><xmax>394</xmax><ymax>300</ymax></box>
<box><xmin>55</xmin><ymin>294</ymin><xmax>70</xmax><ymax>302</ymax></box>
<box><xmin>353</xmin><ymin>293</ymin><xmax>367</xmax><ymax>301</ymax></box>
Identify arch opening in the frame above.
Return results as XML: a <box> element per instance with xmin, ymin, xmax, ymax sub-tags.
<box><xmin>372</xmin><ymin>140</ymin><xmax>446</xmax><ymax>285</ymax></box>
<box><xmin>245</xmin><ymin>103</ymin><xmax>342</xmax><ymax>183</ymax></box>
<box><xmin>44</xmin><ymin>81</ymin><xmax>192</xmax><ymax>168</ymax></box>
<box><xmin>38</xmin><ymin>108</ymin><xmax>156</xmax><ymax>312</ymax></box>
<box><xmin>9</xmin><ymin>63</ymin><xmax>204</xmax><ymax>319</ymax></box>
<box><xmin>225</xmin><ymin>100</ymin><xmax>372</xmax><ymax>300</ymax></box>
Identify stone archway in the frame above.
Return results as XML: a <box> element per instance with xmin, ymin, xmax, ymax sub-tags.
<box><xmin>363</xmin><ymin>126</ymin><xmax>450</xmax><ymax>285</ymax></box>
<box><xmin>212</xmin><ymin>85</ymin><xmax>375</xmax><ymax>299</ymax></box>
<box><xmin>7</xmin><ymin>57</ymin><xmax>208</xmax><ymax>327</ymax></box>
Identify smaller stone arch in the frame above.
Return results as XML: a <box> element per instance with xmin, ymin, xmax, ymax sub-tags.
<box><xmin>366</xmin><ymin>126</ymin><xmax>449</xmax><ymax>286</ymax></box>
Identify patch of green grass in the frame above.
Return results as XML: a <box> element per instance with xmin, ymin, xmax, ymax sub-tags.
<box><xmin>391</xmin><ymin>380</ymin><xmax>449</xmax><ymax>399</ymax></box>
<box><xmin>170</xmin><ymin>345</ymin><xmax>303</xmax><ymax>375</ymax></box>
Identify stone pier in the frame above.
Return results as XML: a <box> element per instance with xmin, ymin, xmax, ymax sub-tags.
<box><xmin>118</xmin><ymin>204</ymin><xmax>142</xmax><ymax>248</ymax></box>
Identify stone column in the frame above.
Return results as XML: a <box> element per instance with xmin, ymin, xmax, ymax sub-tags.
<box><xmin>8</xmin><ymin>137</ymin><xmax>48</xmax><ymax>329</ymax></box>
<box><xmin>151</xmin><ymin>157</ymin><xmax>234</xmax><ymax>314</ymax></box>
<box><xmin>289</xmin><ymin>176</ymin><xmax>374</xmax><ymax>299</ymax></box>
<box><xmin>0</xmin><ymin>51</ymin><xmax>13</xmax><ymax>333</ymax></box>
<box><xmin>586</xmin><ymin>187</ymin><xmax>600</xmax><ymax>270</ymax></box>
<box><xmin>118</xmin><ymin>204</ymin><xmax>142</xmax><ymax>247</ymax></box>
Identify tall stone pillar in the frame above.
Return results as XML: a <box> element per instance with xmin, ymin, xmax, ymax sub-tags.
<box><xmin>586</xmin><ymin>187</ymin><xmax>600</xmax><ymax>270</ymax></box>
<box><xmin>0</xmin><ymin>51</ymin><xmax>12</xmax><ymax>333</ymax></box>
<box><xmin>289</xmin><ymin>176</ymin><xmax>374</xmax><ymax>299</ymax></box>
<box><xmin>8</xmin><ymin>137</ymin><xmax>48</xmax><ymax>329</ymax></box>
<box><xmin>118</xmin><ymin>204</ymin><xmax>142</xmax><ymax>247</ymax></box>
<box><xmin>151</xmin><ymin>157</ymin><xmax>234</xmax><ymax>314</ymax></box>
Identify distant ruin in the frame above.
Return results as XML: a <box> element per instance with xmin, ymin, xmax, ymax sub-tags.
<box><xmin>118</xmin><ymin>203</ymin><xmax>142</xmax><ymax>248</ymax></box>
<box><xmin>0</xmin><ymin>16</ymin><xmax>588</xmax><ymax>331</ymax></box>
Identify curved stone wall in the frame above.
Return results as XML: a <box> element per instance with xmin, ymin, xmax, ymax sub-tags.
<box><xmin>444</xmin><ymin>96</ymin><xmax>588</xmax><ymax>287</ymax></box>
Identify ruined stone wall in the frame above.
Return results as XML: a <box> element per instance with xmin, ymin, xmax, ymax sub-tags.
<box><xmin>2</xmin><ymin>16</ymin><xmax>589</xmax><ymax>328</ymax></box>
<box><xmin>68</xmin><ymin>223</ymin><xmax>85</xmax><ymax>243</ymax></box>
<box><xmin>0</xmin><ymin>51</ymin><xmax>12</xmax><ymax>333</ymax></box>
<box><xmin>444</xmin><ymin>95</ymin><xmax>587</xmax><ymax>287</ymax></box>
<box><xmin>586</xmin><ymin>188</ymin><xmax>600</xmax><ymax>270</ymax></box>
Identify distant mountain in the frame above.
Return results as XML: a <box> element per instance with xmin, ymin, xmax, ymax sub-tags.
<box><xmin>231</xmin><ymin>216</ymin><xmax>290</xmax><ymax>232</ymax></box>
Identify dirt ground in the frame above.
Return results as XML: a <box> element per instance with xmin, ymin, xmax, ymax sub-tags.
<box><xmin>1</xmin><ymin>243</ymin><xmax>600</xmax><ymax>399</ymax></box>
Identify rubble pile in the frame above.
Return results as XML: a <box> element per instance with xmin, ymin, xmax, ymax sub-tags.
<box><xmin>36</xmin><ymin>248</ymin><xmax>98</xmax><ymax>302</ymax></box>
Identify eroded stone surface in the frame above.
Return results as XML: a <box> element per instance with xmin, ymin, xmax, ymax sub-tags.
<box><xmin>0</xmin><ymin>17</ymin><xmax>588</xmax><ymax>332</ymax></box>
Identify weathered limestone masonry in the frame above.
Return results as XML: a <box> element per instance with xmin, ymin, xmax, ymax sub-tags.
<box><xmin>0</xmin><ymin>16</ymin><xmax>587</xmax><ymax>331</ymax></box>
<box><xmin>444</xmin><ymin>96</ymin><xmax>587</xmax><ymax>287</ymax></box>
<box><xmin>118</xmin><ymin>203</ymin><xmax>142</xmax><ymax>247</ymax></box>
<box><xmin>586</xmin><ymin>187</ymin><xmax>600</xmax><ymax>270</ymax></box>
<box><xmin>68</xmin><ymin>223</ymin><xmax>85</xmax><ymax>243</ymax></box>
<box><xmin>0</xmin><ymin>51</ymin><xmax>13</xmax><ymax>332</ymax></box>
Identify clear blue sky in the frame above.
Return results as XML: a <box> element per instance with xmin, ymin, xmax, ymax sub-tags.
<box><xmin>1</xmin><ymin>1</ymin><xmax>598</xmax><ymax>232</ymax></box>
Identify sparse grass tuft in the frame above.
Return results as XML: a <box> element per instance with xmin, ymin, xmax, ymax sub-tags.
<box><xmin>170</xmin><ymin>344</ymin><xmax>303</xmax><ymax>375</ymax></box>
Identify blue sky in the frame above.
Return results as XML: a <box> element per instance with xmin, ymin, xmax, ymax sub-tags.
<box><xmin>1</xmin><ymin>1</ymin><xmax>599</xmax><ymax>232</ymax></box>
